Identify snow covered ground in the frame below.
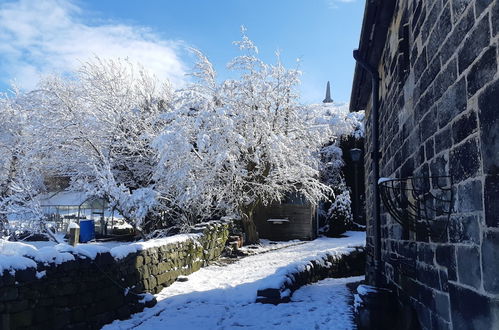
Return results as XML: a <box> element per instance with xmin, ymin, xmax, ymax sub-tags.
<box><xmin>104</xmin><ymin>231</ymin><xmax>365</xmax><ymax>330</ymax></box>
<box><xmin>237</xmin><ymin>238</ymin><xmax>306</xmax><ymax>256</ymax></box>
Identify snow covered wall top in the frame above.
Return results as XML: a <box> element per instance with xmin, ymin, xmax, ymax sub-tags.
<box><xmin>0</xmin><ymin>221</ymin><xmax>229</xmax><ymax>329</ymax></box>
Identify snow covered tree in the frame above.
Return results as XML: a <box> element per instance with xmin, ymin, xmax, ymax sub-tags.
<box><xmin>32</xmin><ymin>58</ymin><xmax>173</xmax><ymax>233</ymax></box>
<box><xmin>0</xmin><ymin>89</ymin><xmax>51</xmax><ymax>239</ymax></box>
<box><xmin>154</xmin><ymin>31</ymin><xmax>331</xmax><ymax>243</ymax></box>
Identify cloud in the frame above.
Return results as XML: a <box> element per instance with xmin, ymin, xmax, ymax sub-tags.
<box><xmin>0</xmin><ymin>0</ymin><xmax>188</xmax><ymax>90</ymax></box>
<box><xmin>326</xmin><ymin>0</ymin><xmax>356</xmax><ymax>9</ymax></box>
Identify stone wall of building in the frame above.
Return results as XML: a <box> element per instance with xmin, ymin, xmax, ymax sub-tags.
<box><xmin>363</xmin><ymin>0</ymin><xmax>499</xmax><ymax>329</ymax></box>
<box><xmin>0</xmin><ymin>221</ymin><xmax>229</xmax><ymax>330</ymax></box>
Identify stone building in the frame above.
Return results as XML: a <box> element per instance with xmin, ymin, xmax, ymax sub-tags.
<box><xmin>350</xmin><ymin>0</ymin><xmax>499</xmax><ymax>329</ymax></box>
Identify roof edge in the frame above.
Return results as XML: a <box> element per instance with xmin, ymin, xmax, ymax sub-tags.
<box><xmin>349</xmin><ymin>0</ymin><xmax>397</xmax><ymax>112</ymax></box>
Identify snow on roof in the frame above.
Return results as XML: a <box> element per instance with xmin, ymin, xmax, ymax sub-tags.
<box><xmin>40</xmin><ymin>191</ymin><xmax>89</xmax><ymax>206</ymax></box>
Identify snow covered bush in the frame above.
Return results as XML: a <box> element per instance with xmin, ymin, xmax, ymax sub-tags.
<box><xmin>314</xmin><ymin>103</ymin><xmax>365</xmax><ymax>236</ymax></box>
<box><xmin>323</xmin><ymin>183</ymin><xmax>353</xmax><ymax>236</ymax></box>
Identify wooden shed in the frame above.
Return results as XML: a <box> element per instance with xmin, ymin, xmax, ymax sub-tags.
<box><xmin>254</xmin><ymin>193</ymin><xmax>317</xmax><ymax>241</ymax></box>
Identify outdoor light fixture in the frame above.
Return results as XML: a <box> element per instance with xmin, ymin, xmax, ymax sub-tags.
<box><xmin>350</xmin><ymin>148</ymin><xmax>362</xmax><ymax>163</ymax></box>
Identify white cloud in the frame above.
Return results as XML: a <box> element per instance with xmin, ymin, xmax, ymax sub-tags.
<box><xmin>0</xmin><ymin>0</ymin><xmax>188</xmax><ymax>90</ymax></box>
<box><xmin>326</xmin><ymin>0</ymin><xmax>356</xmax><ymax>9</ymax></box>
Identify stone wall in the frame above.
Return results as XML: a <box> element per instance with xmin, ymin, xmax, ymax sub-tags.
<box><xmin>256</xmin><ymin>247</ymin><xmax>365</xmax><ymax>304</ymax></box>
<box><xmin>362</xmin><ymin>0</ymin><xmax>499</xmax><ymax>329</ymax></box>
<box><xmin>0</xmin><ymin>221</ymin><xmax>229</xmax><ymax>330</ymax></box>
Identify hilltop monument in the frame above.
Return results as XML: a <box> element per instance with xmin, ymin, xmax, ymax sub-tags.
<box><xmin>322</xmin><ymin>81</ymin><xmax>334</xmax><ymax>103</ymax></box>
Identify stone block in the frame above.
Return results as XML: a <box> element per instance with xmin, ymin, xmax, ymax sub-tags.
<box><xmin>34</xmin><ymin>307</ymin><xmax>51</xmax><ymax>323</ymax></box>
<box><xmin>492</xmin><ymin>0</ymin><xmax>499</xmax><ymax>35</ymax></box>
<box><xmin>449</xmin><ymin>138</ymin><xmax>481</xmax><ymax>183</ymax></box>
<box><xmin>449</xmin><ymin>283</ymin><xmax>499</xmax><ymax>330</ymax></box>
<box><xmin>433</xmin><ymin>290</ymin><xmax>451</xmax><ymax>321</ymax></box>
<box><xmin>434</xmin><ymin>59</ymin><xmax>457</xmax><ymax>101</ymax></box>
<box><xmin>431</xmin><ymin>313</ymin><xmax>451</xmax><ymax>330</ymax></box>
<box><xmin>430</xmin><ymin>154</ymin><xmax>447</xmax><ymax>186</ymax></box>
<box><xmin>416</xmin><ymin>243</ymin><xmax>434</xmax><ymax>265</ymax></box>
<box><xmin>71</xmin><ymin>308</ymin><xmax>86</xmax><ymax>323</ymax></box>
<box><xmin>434</xmin><ymin>127</ymin><xmax>452</xmax><ymax>156</ymax></box>
<box><xmin>440</xmin><ymin>7</ymin><xmax>475</xmax><ymax>65</ymax></box>
<box><xmin>481</xmin><ymin>230</ymin><xmax>499</xmax><ymax>294</ymax></box>
<box><xmin>456</xmin><ymin>245</ymin><xmax>481</xmax><ymax>289</ymax></box>
<box><xmin>15</xmin><ymin>268</ymin><xmax>36</xmax><ymax>283</ymax></box>
<box><xmin>435</xmin><ymin>245</ymin><xmax>457</xmax><ymax>281</ymax></box>
<box><xmin>475</xmin><ymin>0</ymin><xmax>493</xmax><ymax>17</ymax></box>
<box><xmin>452</xmin><ymin>0</ymin><xmax>470</xmax><ymax>22</ymax></box>
<box><xmin>484</xmin><ymin>175</ymin><xmax>499</xmax><ymax>227</ymax></box>
<box><xmin>421</xmin><ymin>1</ymin><xmax>442</xmax><ymax>41</ymax></box>
<box><xmin>6</xmin><ymin>299</ymin><xmax>29</xmax><ymax>313</ymax></box>
<box><xmin>0</xmin><ymin>287</ymin><xmax>18</xmax><ymax>302</ymax></box>
<box><xmin>478</xmin><ymin>78</ymin><xmax>499</xmax><ymax>175</ymax></box>
<box><xmin>457</xmin><ymin>179</ymin><xmax>483</xmax><ymax>212</ymax></box>
<box><xmin>458</xmin><ymin>14</ymin><xmax>490</xmax><ymax>73</ymax></box>
<box><xmin>425</xmin><ymin>138</ymin><xmax>434</xmax><ymax>161</ymax></box>
<box><xmin>414</xmin><ymin>47</ymin><xmax>427</xmax><ymax>82</ymax></box>
<box><xmin>427</xmin><ymin>4</ymin><xmax>452</xmax><ymax>57</ymax></box>
<box><xmin>449</xmin><ymin>214</ymin><xmax>481</xmax><ymax>244</ymax></box>
<box><xmin>9</xmin><ymin>310</ymin><xmax>33</xmax><ymax>328</ymax></box>
<box><xmin>437</xmin><ymin>77</ymin><xmax>467</xmax><ymax>129</ymax></box>
<box><xmin>421</xmin><ymin>61</ymin><xmax>441</xmax><ymax>99</ymax></box>
<box><xmin>416</xmin><ymin>264</ymin><xmax>441</xmax><ymax>290</ymax></box>
<box><xmin>134</xmin><ymin>255</ymin><xmax>144</xmax><ymax>268</ymax></box>
<box><xmin>467</xmin><ymin>46</ymin><xmax>497</xmax><ymax>97</ymax></box>
<box><xmin>439</xmin><ymin>268</ymin><xmax>449</xmax><ymax>292</ymax></box>
<box><xmin>452</xmin><ymin>111</ymin><xmax>477</xmax><ymax>144</ymax></box>
<box><xmin>420</xmin><ymin>107</ymin><xmax>437</xmax><ymax>142</ymax></box>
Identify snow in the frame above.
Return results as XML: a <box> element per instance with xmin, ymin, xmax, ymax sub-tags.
<box><xmin>103</xmin><ymin>231</ymin><xmax>365</xmax><ymax>330</ymax></box>
<box><xmin>378</xmin><ymin>177</ymin><xmax>394</xmax><ymax>184</ymax></box>
<box><xmin>109</xmin><ymin>233</ymin><xmax>201</xmax><ymax>260</ymax></box>
<box><xmin>356</xmin><ymin>284</ymin><xmax>379</xmax><ymax>296</ymax></box>
<box><xmin>112</xmin><ymin>276</ymin><xmax>362</xmax><ymax>330</ymax></box>
<box><xmin>0</xmin><ymin>232</ymin><xmax>203</xmax><ymax>273</ymax></box>
<box><xmin>138</xmin><ymin>293</ymin><xmax>155</xmax><ymax>304</ymax></box>
<box><xmin>238</xmin><ymin>239</ymin><xmax>305</xmax><ymax>256</ymax></box>
<box><xmin>39</xmin><ymin>191</ymin><xmax>88</xmax><ymax>206</ymax></box>
<box><xmin>67</xmin><ymin>222</ymin><xmax>80</xmax><ymax>229</ymax></box>
<box><xmin>0</xmin><ymin>255</ymin><xmax>37</xmax><ymax>274</ymax></box>
<box><xmin>35</xmin><ymin>270</ymin><xmax>46</xmax><ymax>279</ymax></box>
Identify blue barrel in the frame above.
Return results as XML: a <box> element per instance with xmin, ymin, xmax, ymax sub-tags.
<box><xmin>79</xmin><ymin>220</ymin><xmax>95</xmax><ymax>243</ymax></box>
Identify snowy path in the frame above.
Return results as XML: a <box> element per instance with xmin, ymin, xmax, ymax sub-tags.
<box><xmin>103</xmin><ymin>232</ymin><xmax>365</xmax><ymax>330</ymax></box>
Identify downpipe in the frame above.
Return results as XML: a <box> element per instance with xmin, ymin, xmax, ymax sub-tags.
<box><xmin>353</xmin><ymin>49</ymin><xmax>382</xmax><ymax>287</ymax></box>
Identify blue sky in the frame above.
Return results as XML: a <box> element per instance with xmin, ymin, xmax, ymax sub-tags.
<box><xmin>0</xmin><ymin>0</ymin><xmax>365</xmax><ymax>103</ymax></box>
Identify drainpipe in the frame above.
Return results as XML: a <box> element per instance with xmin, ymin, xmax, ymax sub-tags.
<box><xmin>353</xmin><ymin>49</ymin><xmax>382</xmax><ymax>287</ymax></box>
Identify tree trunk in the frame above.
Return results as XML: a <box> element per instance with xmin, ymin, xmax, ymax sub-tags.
<box><xmin>240</xmin><ymin>204</ymin><xmax>259</xmax><ymax>244</ymax></box>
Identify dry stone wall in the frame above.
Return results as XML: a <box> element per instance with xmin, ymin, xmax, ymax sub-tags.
<box><xmin>256</xmin><ymin>247</ymin><xmax>365</xmax><ymax>304</ymax></box>
<box><xmin>0</xmin><ymin>221</ymin><xmax>229</xmax><ymax>330</ymax></box>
